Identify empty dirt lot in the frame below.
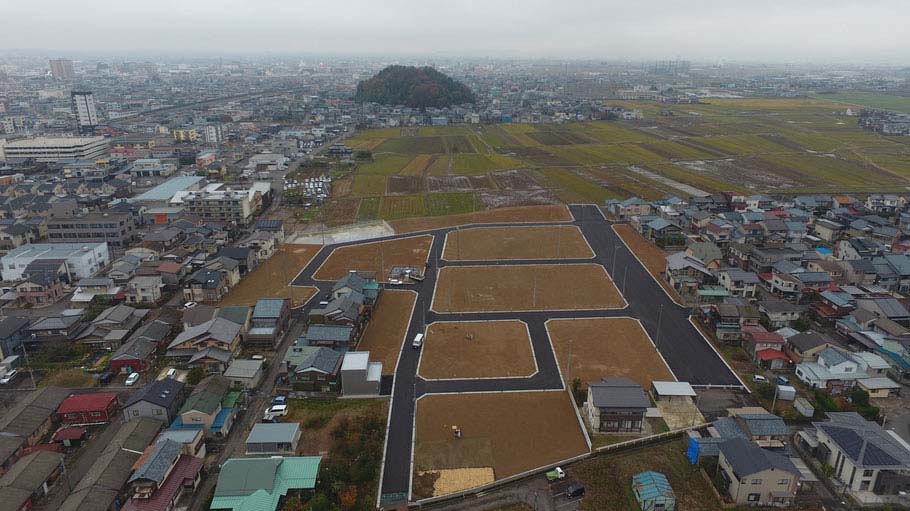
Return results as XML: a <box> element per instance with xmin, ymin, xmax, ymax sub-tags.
<box><xmin>418</xmin><ymin>320</ymin><xmax>536</xmax><ymax>379</ymax></box>
<box><xmin>219</xmin><ymin>244</ymin><xmax>321</xmax><ymax>306</ymax></box>
<box><xmin>356</xmin><ymin>290</ymin><xmax>416</xmax><ymax>375</ymax></box>
<box><xmin>612</xmin><ymin>224</ymin><xmax>681</xmax><ymax>302</ymax></box>
<box><xmin>414</xmin><ymin>391</ymin><xmax>589</xmax><ymax>482</ymax></box>
<box><xmin>313</xmin><ymin>234</ymin><xmax>432</xmax><ymax>281</ymax></box>
<box><xmin>431</xmin><ymin>264</ymin><xmax>625</xmax><ymax>312</ymax></box>
<box><xmin>442</xmin><ymin>225</ymin><xmax>594</xmax><ymax>261</ymax></box>
<box><xmin>390</xmin><ymin>204</ymin><xmax>572</xmax><ymax>233</ymax></box>
<box><xmin>546</xmin><ymin>317</ymin><xmax>674</xmax><ymax>388</ymax></box>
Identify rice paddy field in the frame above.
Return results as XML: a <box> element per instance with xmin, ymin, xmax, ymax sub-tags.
<box><xmin>327</xmin><ymin>97</ymin><xmax>910</xmax><ymax>224</ymax></box>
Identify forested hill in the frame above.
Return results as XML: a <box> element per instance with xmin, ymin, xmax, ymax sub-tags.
<box><xmin>354</xmin><ymin>65</ymin><xmax>476</xmax><ymax>108</ymax></box>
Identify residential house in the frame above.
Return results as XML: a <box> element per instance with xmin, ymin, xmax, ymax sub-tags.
<box><xmin>606</xmin><ymin>197</ymin><xmax>652</xmax><ymax>219</ymax></box>
<box><xmin>741</xmin><ymin>326</ymin><xmax>789</xmax><ymax>370</ymax></box>
<box><xmin>666</xmin><ymin>252</ymin><xmax>714</xmax><ymax>300</ymax></box>
<box><xmin>717</xmin><ymin>437</ymin><xmax>800</xmax><ymax>507</ymax></box>
<box><xmin>216</xmin><ymin>247</ymin><xmax>256</xmax><ymax>276</ymax></box>
<box><xmin>244</xmin><ymin>423</ymin><xmax>301</xmax><ymax>455</ymax></box>
<box><xmin>0</xmin><ymin>317</ymin><xmax>28</xmax><ymax>359</ymax></box>
<box><xmin>730</xmin><ymin>411</ymin><xmax>790</xmax><ymax>448</ymax></box>
<box><xmin>0</xmin><ymin>451</ymin><xmax>66</xmax><ymax>510</ymax></box>
<box><xmin>25</xmin><ymin>314</ymin><xmax>83</xmax><ymax>344</ymax></box>
<box><xmin>124</xmin><ymin>275</ymin><xmax>163</xmax><ymax>304</ymax></box>
<box><xmin>810</xmin><ymin>290</ymin><xmax>856</xmax><ymax>325</ymax></box>
<box><xmin>796</xmin><ymin>347</ymin><xmax>864</xmax><ymax>394</ymax></box>
<box><xmin>340</xmin><ymin>351</ymin><xmax>382</xmax><ymax>397</ymax></box>
<box><xmin>165</xmin><ymin>318</ymin><xmax>242</xmax><ymax>374</ymax></box>
<box><xmin>209</xmin><ymin>456</ymin><xmax>322</xmax><ymax>511</ymax></box>
<box><xmin>122</xmin><ymin>378</ymin><xmax>185</xmax><ymax>424</ymax></box>
<box><xmin>236</xmin><ymin>231</ymin><xmax>279</xmax><ymax>263</ymax></box>
<box><xmin>298</xmin><ymin>324</ymin><xmax>356</xmax><ymax>349</ymax></box>
<box><xmin>183</xmin><ymin>266</ymin><xmax>234</xmax><ymax>304</ymax></box>
<box><xmin>223</xmin><ymin>359</ymin><xmax>265</xmax><ymax>390</ymax></box>
<box><xmin>807</xmin><ymin>412</ymin><xmax>910</xmax><ymax>504</ymax></box>
<box><xmin>585</xmin><ymin>377</ymin><xmax>650</xmax><ymax>433</ymax></box>
<box><xmin>716</xmin><ymin>268</ymin><xmax>759</xmax><ymax>298</ymax></box>
<box><xmin>246</xmin><ymin>298</ymin><xmax>290</xmax><ymax>349</ymax></box>
<box><xmin>74</xmin><ymin>304</ymin><xmax>149</xmax><ymax>350</ymax></box>
<box><xmin>109</xmin><ymin>320</ymin><xmax>171</xmax><ymax>373</ymax></box>
<box><xmin>283</xmin><ymin>345</ymin><xmax>343</xmax><ymax>392</ymax></box>
<box><xmin>758</xmin><ymin>298</ymin><xmax>803</xmax><ymax>329</ymax></box>
<box><xmin>13</xmin><ymin>269</ymin><xmax>66</xmax><ymax>306</ymax></box>
<box><xmin>56</xmin><ymin>392</ymin><xmax>120</xmax><ymax>425</ymax></box>
<box><xmin>121</xmin><ymin>440</ymin><xmax>203</xmax><ymax>511</ymax></box>
<box><xmin>785</xmin><ymin>331</ymin><xmax>838</xmax><ymax>363</ymax></box>
<box><xmin>687</xmin><ymin>242</ymin><xmax>723</xmax><ymax>270</ymax></box>
<box><xmin>172</xmin><ymin>376</ymin><xmax>241</xmax><ymax>438</ymax></box>
<box><xmin>0</xmin><ymin>387</ymin><xmax>70</xmax><ymax>447</ymax></box>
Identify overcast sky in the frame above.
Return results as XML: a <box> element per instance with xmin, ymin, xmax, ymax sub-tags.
<box><xmin>3</xmin><ymin>0</ymin><xmax>907</xmax><ymax>64</ymax></box>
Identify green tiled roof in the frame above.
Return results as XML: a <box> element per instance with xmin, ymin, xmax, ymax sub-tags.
<box><xmin>222</xmin><ymin>391</ymin><xmax>242</xmax><ymax>409</ymax></box>
<box><xmin>210</xmin><ymin>456</ymin><xmax>321</xmax><ymax>511</ymax></box>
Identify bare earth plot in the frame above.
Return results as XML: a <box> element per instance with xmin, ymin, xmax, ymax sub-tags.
<box><xmin>546</xmin><ymin>317</ymin><xmax>674</xmax><ymax>389</ymax></box>
<box><xmin>357</xmin><ymin>290</ymin><xmax>416</xmax><ymax>375</ymax></box>
<box><xmin>612</xmin><ymin>224</ymin><xmax>681</xmax><ymax>302</ymax></box>
<box><xmin>431</xmin><ymin>264</ymin><xmax>625</xmax><ymax>313</ymax></box>
<box><xmin>391</xmin><ymin>205</ymin><xmax>571</xmax><ymax>233</ymax></box>
<box><xmin>442</xmin><ymin>225</ymin><xmax>593</xmax><ymax>261</ymax></box>
<box><xmin>413</xmin><ymin>391</ymin><xmax>589</xmax><ymax>497</ymax></box>
<box><xmin>418</xmin><ymin>320</ymin><xmax>536</xmax><ymax>379</ymax></box>
<box><xmin>314</xmin><ymin>235</ymin><xmax>432</xmax><ymax>281</ymax></box>
<box><xmin>219</xmin><ymin>244</ymin><xmax>321</xmax><ymax>307</ymax></box>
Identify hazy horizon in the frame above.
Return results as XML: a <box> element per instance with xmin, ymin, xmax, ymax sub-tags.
<box><xmin>2</xmin><ymin>0</ymin><xmax>909</xmax><ymax>65</ymax></box>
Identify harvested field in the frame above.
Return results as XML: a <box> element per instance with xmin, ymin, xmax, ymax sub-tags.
<box><xmin>219</xmin><ymin>244</ymin><xmax>321</xmax><ymax>307</ymax></box>
<box><xmin>376</xmin><ymin>136</ymin><xmax>445</xmax><ymax>155</ymax></box>
<box><xmin>325</xmin><ymin>198</ymin><xmax>361</xmax><ymax>227</ymax></box>
<box><xmin>401</xmin><ymin>155</ymin><xmax>435</xmax><ymax>176</ymax></box>
<box><xmin>314</xmin><ymin>235</ymin><xmax>432</xmax><ymax>282</ymax></box>
<box><xmin>379</xmin><ymin>195</ymin><xmax>429</xmax><ymax>219</ymax></box>
<box><xmin>426</xmin><ymin>175</ymin><xmax>494</xmax><ymax>192</ymax></box>
<box><xmin>490</xmin><ymin>169</ymin><xmax>543</xmax><ymax>190</ymax></box>
<box><xmin>357</xmin><ymin>290</ymin><xmax>416</xmax><ymax>375</ymax></box>
<box><xmin>612</xmin><ymin>224</ymin><xmax>681</xmax><ymax>302</ymax></box>
<box><xmin>432</xmin><ymin>264</ymin><xmax>625</xmax><ymax>313</ymax></box>
<box><xmin>443</xmin><ymin>225</ymin><xmax>593</xmax><ymax>261</ymax></box>
<box><xmin>414</xmin><ymin>391</ymin><xmax>589</xmax><ymax>494</ymax></box>
<box><xmin>387</xmin><ymin>175</ymin><xmax>425</xmax><ymax>194</ymax></box>
<box><xmin>425</xmin><ymin>192</ymin><xmax>478</xmax><ymax>217</ymax></box>
<box><xmin>391</xmin><ymin>204</ymin><xmax>571</xmax><ymax>233</ymax></box>
<box><xmin>356</xmin><ymin>197</ymin><xmax>381</xmax><ymax>221</ymax></box>
<box><xmin>504</xmin><ymin>145</ymin><xmax>575</xmax><ymax>166</ymax></box>
<box><xmin>418</xmin><ymin>320</ymin><xmax>536</xmax><ymax>379</ymax></box>
<box><xmin>546</xmin><ymin>317</ymin><xmax>674</xmax><ymax>388</ymax></box>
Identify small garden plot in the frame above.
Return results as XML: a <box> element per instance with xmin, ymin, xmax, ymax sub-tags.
<box><xmin>357</xmin><ymin>290</ymin><xmax>416</xmax><ymax>375</ymax></box>
<box><xmin>490</xmin><ymin>169</ymin><xmax>544</xmax><ymax>190</ymax></box>
<box><xmin>356</xmin><ymin>197</ymin><xmax>381</xmax><ymax>221</ymax></box>
<box><xmin>442</xmin><ymin>135</ymin><xmax>478</xmax><ymax>154</ymax></box>
<box><xmin>413</xmin><ymin>391</ymin><xmax>589</xmax><ymax>498</ymax></box>
<box><xmin>376</xmin><ymin>136</ymin><xmax>445</xmax><ymax>155</ymax></box>
<box><xmin>387</xmin><ymin>175</ymin><xmax>425</xmax><ymax>194</ymax></box>
<box><xmin>379</xmin><ymin>195</ymin><xmax>428</xmax><ymax>219</ymax></box>
<box><xmin>443</xmin><ymin>225</ymin><xmax>593</xmax><ymax>261</ymax></box>
<box><xmin>546</xmin><ymin>317</ymin><xmax>674</xmax><ymax>389</ymax></box>
<box><xmin>401</xmin><ymin>154</ymin><xmax>435</xmax><ymax>176</ymax></box>
<box><xmin>314</xmin><ymin>235</ymin><xmax>432</xmax><ymax>282</ymax></box>
<box><xmin>424</xmin><ymin>192</ymin><xmax>478</xmax><ymax>217</ymax></box>
<box><xmin>432</xmin><ymin>264</ymin><xmax>625</xmax><ymax>313</ymax></box>
<box><xmin>418</xmin><ymin>320</ymin><xmax>536</xmax><ymax>379</ymax></box>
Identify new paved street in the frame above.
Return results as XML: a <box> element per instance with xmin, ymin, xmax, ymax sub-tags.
<box><xmin>289</xmin><ymin>204</ymin><xmax>741</xmax><ymax>505</ymax></box>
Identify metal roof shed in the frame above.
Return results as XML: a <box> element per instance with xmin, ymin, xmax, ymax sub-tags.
<box><xmin>632</xmin><ymin>471</ymin><xmax>676</xmax><ymax>511</ymax></box>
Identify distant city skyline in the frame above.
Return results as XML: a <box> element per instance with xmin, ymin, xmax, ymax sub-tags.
<box><xmin>3</xmin><ymin>0</ymin><xmax>909</xmax><ymax>65</ymax></box>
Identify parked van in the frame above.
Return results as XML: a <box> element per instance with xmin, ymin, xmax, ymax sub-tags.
<box><xmin>565</xmin><ymin>483</ymin><xmax>585</xmax><ymax>499</ymax></box>
<box><xmin>412</xmin><ymin>333</ymin><xmax>424</xmax><ymax>349</ymax></box>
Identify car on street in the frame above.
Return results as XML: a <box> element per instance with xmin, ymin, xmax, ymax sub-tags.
<box><xmin>125</xmin><ymin>372</ymin><xmax>140</xmax><ymax>386</ymax></box>
<box><xmin>263</xmin><ymin>404</ymin><xmax>289</xmax><ymax>421</ymax></box>
<box><xmin>183</xmin><ymin>302</ymin><xmax>198</xmax><ymax>309</ymax></box>
<box><xmin>272</xmin><ymin>395</ymin><xmax>288</xmax><ymax>406</ymax></box>
<box><xmin>412</xmin><ymin>333</ymin><xmax>424</xmax><ymax>349</ymax></box>
<box><xmin>0</xmin><ymin>369</ymin><xmax>18</xmax><ymax>385</ymax></box>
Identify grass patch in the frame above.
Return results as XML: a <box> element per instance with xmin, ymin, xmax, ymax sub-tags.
<box><xmin>42</xmin><ymin>368</ymin><xmax>97</xmax><ymax>388</ymax></box>
<box><xmin>816</xmin><ymin>92</ymin><xmax>910</xmax><ymax>114</ymax></box>
<box><xmin>379</xmin><ymin>195</ymin><xmax>428</xmax><ymax>219</ymax></box>
<box><xmin>358</xmin><ymin>155</ymin><xmax>412</xmax><ymax>175</ymax></box>
<box><xmin>534</xmin><ymin>168</ymin><xmax>614</xmax><ymax>203</ymax></box>
<box><xmin>451</xmin><ymin>153</ymin><xmax>522</xmax><ymax>175</ymax></box>
<box><xmin>352</xmin><ymin>175</ymin><xmax>387</xmax><ymax>196</ymax></box>
<box><xmin>424</xmin><ymin>192</ymin><xmax>479</xmax><ymax>217</ymax></box>
<box><xmin>356</xmin><ymin>197</ymin><xmax>382</xmax><ymax>221</ymax></box>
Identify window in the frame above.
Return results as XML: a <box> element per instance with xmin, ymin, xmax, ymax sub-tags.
<box><xmin>778</xmin><ymin>479</ymin><xmax>789</xmax><ymax>485</ymax></box>
<box><xmin>863</xmin><ymin>470</ymin><xmax>874</xmax><ymax>477</ymax></box>
<box><xmin>747</xmin><ymin>494</ymin><xmax>760</xmax><ymax>502</ymax></box>
<box><xmin>132</xmin><ymin>410</ymin><xmax>139</xmax><ymax>416</ymax></box>
<box><xmin>153</xmin><ymin>409</ymin><xmax>162</xmax><ymax>415</ymax></box>
<box><xmin>751</xmin><ymin>479</ymin><xmax>762</xmax><ymax>485</ymax></box>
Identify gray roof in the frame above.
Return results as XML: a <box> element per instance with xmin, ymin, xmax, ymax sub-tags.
<box><xmin>0</xmin><ymin>317</ymin><xmax>29</xmax><ymax>339</ymax></box>
<box><xmin>294</xmin><ymin>347</ymin><xmax>343</xmax><ymax>375</ymax></box>
<box><xmin>787</xmin><ymin>331</ymin><xmax>833</xmax><ymax>352</ymax></box>
<box><xmin>123</xmin><ymin>377</ymin><xmax>184</xmax><ymax>409</ymax></box>
<box><xmin>0</xmin><ymin>450</ymin><xmax>63</xmax><ymax>493</ymax></box>
<box><xmin>246</xmin><ymin>423</ymin><xmax>300</xmax><ymax>444</ymax></box>
<box><xmin>253</xmin><ymin>298</ymin><xmax>287</xmax><ymax>319</ymax></box>
<box><xmin>0</xmin><ymin>387</ymin><xmax>70</xmax><ymax>438</ymax></box>
<box><xmin>818</xmin><ymin>347</ymin><xmax>848</xmax><ymax>366</ymax></box>
<box><xmin>223</xmin><ymin>359</ymin><xmax>264</xmax><ymax>379</ymax></box>
<box><xmin>213</xmin><ymin>457</ymin><xmax>281</xmax><ymax>497</ymax></box>
<box><xmin>128</xmin><ymin>439</ymin><xmax>182</xmax><ymax>485</ymax></box>
<box><xmin>0</xmin><ymin>434</ymin><xmax>25</xmax><ymax>465</ymax></box>
<box><xmin>814</xmin><ymin>412</ymin><xmax>910</xmax><ymax>469</ymax></box>
<box><xmin>301</xmin><ymin>324</ymin><xmax>354</xmax><ymax>343</ymax></box>
<box><xmin>719</xmin><ymin>438</ymin><xmax>799</xmax><ymax>477</ymax></box>
<box><xmin>589</xmin><ymin>377</ymin><xmax>650</xmax><ymax>409</ymax></box>
<box><xmin>169</xmin><ymin>317</ymin><xmax>241</xmax><ymax>349</ymax></box>
<box><xmin>188</xmin><ymin>346</ymin><xmax>233</xmax><ymax>364</ymax></box>
<box><xmin>738</xmin><ymin>414</ymin><xmax>789</xmax><ymax>437</ymax></box>
<box><xmin>216</xmin><ymin>305</ymin><xmax>251</xmax><ymax>326</ymax></box>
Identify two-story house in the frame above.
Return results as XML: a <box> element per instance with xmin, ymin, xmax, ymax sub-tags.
<box><xmin>246</xmin><ymin>298</ymin><xmax>290</xmax><ymax>349</ymax></box>
<box><xmin>717</xmin><ymin>438</ymin><xmax>800</xmax><ymax>507</ymax></box>
<box><xmin>796</xmin><ymin>347</ymin><xmax>865</xmax><ymax>394</ymax></box>
<box><xmin>165</xmin><ymin>318</ymin><xmax>242</xmax><ymax>374</ymax></box>
<box><xmin>716</xmin><ymin>268</ymin><xmax>759</xmax><ymax>298</ymax></box>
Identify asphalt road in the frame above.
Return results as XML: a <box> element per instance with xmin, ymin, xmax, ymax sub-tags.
<box><xmin>289</xmin><ymin>204</ymin><xmax>741</xmax><ymax>505</ymax></box>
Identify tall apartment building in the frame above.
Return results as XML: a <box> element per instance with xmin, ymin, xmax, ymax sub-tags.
<box><xmin>172</xmin><ymin>128</ymin><xmax>198</xmax><ymax>143</ymax></box>
<box><xmin>182</xmin><ymin>184</ymin><xmax>270</xmax><ymax>226</ymax></box>
<box><xmin>46</xmin><ymin>210</ymin><xmax>140</xmax><ymax>248</ymax></box>
<box><xmin>71</xmin><ymin>91</ymin><xmax>99</xmax><ymax>134</ymax></box>
<box><xmin>3</xmin><ymin>136</ymin><xmax>109</xmax><ymax>163</ymax></box>
<box><xmin>49</xmin><ymin>58</ymin><xmax>75</xmax><ymax>80</ymax></box>
<box><xmin>204</xmin><ymin>124</ymin><xmax>223</xmax><ymax>144</ymax></box>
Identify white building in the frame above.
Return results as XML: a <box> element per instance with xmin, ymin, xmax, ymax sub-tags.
<box><xmin>1</xmin><ymin>242</ymin><xmax>110</xmax><ymax>281</ymax></box>
<box><xmin>3</xmin><ymin>136</ymin><xmax>109</xmax><ymax>163</ymax></box>
<box><xmin>71</xmin><ymin>91</ymin><xmax>99</xmax><ymax>133</ymax></box>
<box><xmin>204</xmin><ymin>124</ymin><xmax>223</xmax><ymax>144</ymax></box>
<box><xmin>340</xmin><ymin>351</ymin><xmax>382</xmax><ymax>396</ymax></box>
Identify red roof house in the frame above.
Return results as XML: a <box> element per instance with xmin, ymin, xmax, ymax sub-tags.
<box><xmin>56</xmin><ymin>392</ymin><xmax>120</xmax><ymax>425</ymax></box>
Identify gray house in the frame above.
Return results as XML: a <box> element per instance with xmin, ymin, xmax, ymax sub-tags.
<box><xmin>0</xmin><ymin>317</ymin><xmax>28</xmax><ymax>360</ymax></box>
<box><xmin>585</xmin><ymin>377</ymin><xmax>650</xmax><ymax>433</ymax></box>
<box><xmin>718</xmin><ymin>437</ymin><xmax>800</xmax><ymax>507</ymax></box>
<box><xmin>341</xmin><ymin>351</ymin><xmax>382</xmax><ymax>396</ymax></box>
<box><xmin>122</xmin><ymin>377</ymin><xmax>185</xmax><ymax>423</ymax></box>
<box><xmin>244</xmin><ymin>423</ymin><xmax>301</xmax><ymax>455</ymax></box>
<box><xmin>223</xmin><ymin>359</ymin><xmax>264</xmax><ymax>390</ymax></box>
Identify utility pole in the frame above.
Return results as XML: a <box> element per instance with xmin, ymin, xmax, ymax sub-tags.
<box><xmin>22</xmin><ymin>336</ymin><xmax>37</xmax><ymax>390</ymax></box>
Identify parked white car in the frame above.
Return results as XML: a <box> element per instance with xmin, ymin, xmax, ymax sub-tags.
<box><xmin>125</xmin><ymin>372</ymin><xmax>140</xmax><ymax>386</ymax></box>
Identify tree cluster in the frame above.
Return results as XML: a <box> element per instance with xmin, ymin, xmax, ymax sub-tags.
<box><xmin>354</xmin><ymin>65</ymin><xmax>476</xmax><ymax>109</ymax></box>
